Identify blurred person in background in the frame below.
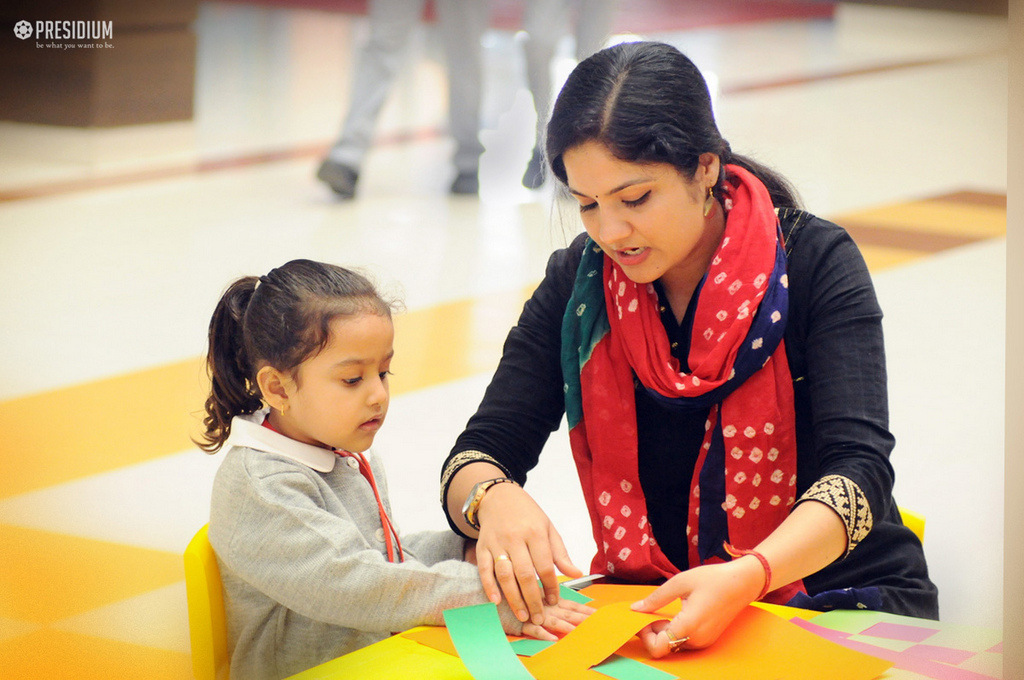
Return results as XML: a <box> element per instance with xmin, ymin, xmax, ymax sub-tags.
<box><xmin>317</xmin><ymin>0</ymin><xmax>489</xmax><ymax>199</ymax></box>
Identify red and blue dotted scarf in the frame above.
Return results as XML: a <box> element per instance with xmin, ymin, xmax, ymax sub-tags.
<box><xmin>561</xmin><ymin>165</ymin><xmax>803</xmax><ymax>602</ymax></box>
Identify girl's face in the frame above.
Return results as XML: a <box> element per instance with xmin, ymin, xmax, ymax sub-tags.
<box><xmin>562</xmin><ymin>140</ymin><xmax>722</xmax><ymax>294</ymax></box>
<box><xmin>274</xmin><ymin>312</ymin><xmax>394</xmax><ymax>453</ymax></box>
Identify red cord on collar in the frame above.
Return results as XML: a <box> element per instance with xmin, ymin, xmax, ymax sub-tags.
<box><xmin>336</xmin><ymin>449</ymin><xmax>404</xmax><ymax>563</ymax></box>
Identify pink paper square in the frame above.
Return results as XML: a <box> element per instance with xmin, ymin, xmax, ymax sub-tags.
<box><xmin>861</xmin><ymin>622</ymin><xmax>938</xmax><ymax>643</ymax></box>
<box><xmin>905</xmin><ymin>644</ymin><xmax>975</xmax><ymax>665</ymax></box>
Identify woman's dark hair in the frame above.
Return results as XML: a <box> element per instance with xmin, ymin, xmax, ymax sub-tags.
<box><xmin>546</xmin><ymin>41</ymin><xmax>799</xmax><ymax>208</ymax></box>
<box><xmin>197</xmin><ymin>259</ymin><xmax>394</xmax><ymax>453</ymax></box>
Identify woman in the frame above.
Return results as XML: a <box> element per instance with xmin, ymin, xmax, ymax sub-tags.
<box><xmin>440</xmin><ymin>41</ymin><xmax>937</xmax><ymax>656</ymax></box>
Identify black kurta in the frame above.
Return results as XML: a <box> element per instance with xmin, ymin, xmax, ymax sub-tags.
<box><xmin>444</xmin><ymin>208</ymin><xmax>938</xmax><ymax>619</ymax></box>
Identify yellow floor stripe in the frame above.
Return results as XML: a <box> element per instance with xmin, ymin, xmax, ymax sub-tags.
<box><xmin>0</xmin><ymin>616</ymin><xmax>41</xmax><ymax>644</ymax></box>
<box><xmin>858</xmin><ymin>244</ymin><xmax>929</xmax><ymax>271</ymax></box>
<box><xmin>0</xmin><ymin>359</ymin><xmax>209</xmax><ymax>500</ymax></box>
<box><xmin>0</xmin><ymin>524</ymin><xmax>182</xmax><ymax>624</ymax></box>
<box><xmin>833</xmin><ymin>200</ymin><xmax>1007</xmax><ymax>239</ymax></box>
<box><xmin>0</xmin><ymin>629</ymin><xmax>191</xmax><ymax>680</ymax></box>
<box><xmin>390</xmin><ymin>284</ymin><xmax>535</xmax><ymax>394</ymax></box>
<box><xmin>0</xmin><ymin>284</ymin><xmax>536</xmax><ymax>500</ymax></box>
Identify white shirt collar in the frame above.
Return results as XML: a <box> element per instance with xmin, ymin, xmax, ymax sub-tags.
<box><xmin>224</xmin><ymin>410</ymin><xmax>337</xmax><ymax>473</ymax></box>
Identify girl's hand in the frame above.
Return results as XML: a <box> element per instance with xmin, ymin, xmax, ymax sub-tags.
<box><xmin>519</xmin><ymin>598</ymin><xmax>595</xmax><ymax>641</ymax></box>
<box><xmin>474</xmin><ymin>483</ymin><xmax>583</xmax><ymax>625</ymax></box>
<box><xmin>630</xmin><ymin>556</ymin><xmax>766</xmax><ymax>657</ymax></box>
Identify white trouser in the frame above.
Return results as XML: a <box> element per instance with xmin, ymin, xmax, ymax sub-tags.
<box><xmin>522</xmin><ymin>0</ymin><xmax>615</xmax><ymax>146</ymax></box>
<box><xmin>328</xmin><ymin>0</ymin><xmax>488</xmax><ymax>174</ymax></box>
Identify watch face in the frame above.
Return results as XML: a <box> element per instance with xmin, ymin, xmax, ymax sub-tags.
<box><xmin>463</xmin><ymin>478</ymin><xmax>511</xmax><ymax>527</ymax></box>
<box><xmin>463</xmin><ymin>482</ymin><xmax>485</xmax><ymax>514</ymax></box>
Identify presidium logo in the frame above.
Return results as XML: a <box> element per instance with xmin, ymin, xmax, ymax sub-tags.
<box><xmin>13</xmin><ymin>19</ymin><xmax>114</xmax><ymax>47</ymax></box>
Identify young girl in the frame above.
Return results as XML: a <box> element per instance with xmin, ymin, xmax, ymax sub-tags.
<box><xmin>198</xmin><ymin>259</ymin><xmax>590</xmax><ymax>680</ymax></box>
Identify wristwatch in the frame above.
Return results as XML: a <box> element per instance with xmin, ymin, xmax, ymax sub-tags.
<box><xmin>462</xmin><ymin>477</ymin><xmax>516</xmax><ymax>530</ymax></box>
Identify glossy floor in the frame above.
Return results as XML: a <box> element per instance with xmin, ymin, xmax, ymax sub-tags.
<box><xmin>0</xmin><ymin>3</ymin><xmax>1009</xmax><ymax>677</ymax></box>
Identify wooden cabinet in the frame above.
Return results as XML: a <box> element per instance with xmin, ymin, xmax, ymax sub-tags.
<box><xmin>1</xmin><ymin>0</ymin><xmax>199</xmax><ymax>126</ymax></box>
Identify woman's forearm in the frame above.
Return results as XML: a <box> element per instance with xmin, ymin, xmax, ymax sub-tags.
<box><xmin>444</xmin><ymin>460</ymin><xmax>509</xmax><ymax>537</ymax></box>
<box><xmin>754</xmin><ymin>499</ymin><xmax>848</xmax><ymax>591</ymax></box>
<box><xmin>631</xmin><ymin>497</ymin><xmax>850</xmax><ymax>654</ymax></box>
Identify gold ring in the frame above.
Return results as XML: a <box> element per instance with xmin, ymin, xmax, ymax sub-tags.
<box><xmin>664</xmin><ymin>628</ymin><xmax>689</xmax><ymax>653</ymax></box>
<box><xmin>495</xmin><ymin>554</ymin><xmax>510</xmax><ymax>562</ymax></box>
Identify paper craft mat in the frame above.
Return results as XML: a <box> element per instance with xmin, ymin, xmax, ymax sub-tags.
<box><xmin>792</xmin><ymin>610</ymin><xmax>1003</xmax><ymax>680</ymax></box>
<box><xmin>406</xmin><ymin>584</ymin><xmax>894</xmax><ymax>680</ymax></box>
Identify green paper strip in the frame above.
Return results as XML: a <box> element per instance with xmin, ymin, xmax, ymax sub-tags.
<box><xmin>805</xmin><ymin>609</ymin><xmax>881</xmax><ymax>634</ymax></box>
<box><xmin>442</xmin><ymin>603</ymin><xmax>535</xmax><ymax>680</ymax></box>
<box><xmin>510</xmin><ymin>639</ymin><xmax>556</xmax><ymax>657</ymax></box>
<box><xmin>536</xmin><ymin>577</ymin><xmax>593</xmax><ymax>602</ymax></box>
<box><xmin>532</xmin><ymin>579</ymin><xmax>594</xmax><ymax>605</ymax></box>
<box><xmin>592</xmin><ymin>654</ymin><xmax>678</xmax><ymax>680</ymax></box>
<box><xmin>559</xmin><ymin>583</ymin><xmax>594</xmax><ymax>604</ymax></box>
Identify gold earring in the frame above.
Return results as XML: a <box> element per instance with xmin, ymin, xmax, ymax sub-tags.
<box><xmin>703</xmin><ymin>186</ymin><xmax>715</xmax><ymax>217</ymax></box>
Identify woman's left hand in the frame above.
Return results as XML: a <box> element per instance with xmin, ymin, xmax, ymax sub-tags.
<box><xmin>630</xmin><ymin>556</ymin><xmax>766</xmax><ymax>657</ymax></box>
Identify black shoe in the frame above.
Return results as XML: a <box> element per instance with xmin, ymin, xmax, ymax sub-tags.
<box><xmin>317</xmin><ymin>158</ymin><xmax>359</xmax><ymax>199</ymax></box>
<box><xmin>521</xmin><ymin>147</ymin><xmax>545</xmax><ymax>189</ymax></box>
<box><xmin>450</xmin><ymin>170</ymin><xmax>479</xmax><ymax>195</ymax></box>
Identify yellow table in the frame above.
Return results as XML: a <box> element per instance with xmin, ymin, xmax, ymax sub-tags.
<box><xmin>287</xmin><ymin>633</ymin><xmax>473</xmax><ymax>680</ymax></box>
<box><xmin>285</xmin><ymin>597</ymin><xmax>1002</xmax><ymax>680</ymax></box>
<box><xmin>286</xmin><ymin>603</ymin><xmax>809</xmax><ymax>679</ymax></box>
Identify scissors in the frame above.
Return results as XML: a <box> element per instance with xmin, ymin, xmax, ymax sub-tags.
<box><xmin>561</xmin><ymin>574</ymin><xmax>606</xmax><ymax>591</ymax></box>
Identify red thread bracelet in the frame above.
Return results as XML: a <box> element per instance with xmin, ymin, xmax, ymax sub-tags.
<box><xmin>723</xmin><ymin>542</ymin><xmax>772</xmax><ymax>600</ymax></box>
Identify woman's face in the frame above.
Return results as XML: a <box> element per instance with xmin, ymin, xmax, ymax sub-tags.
<box><xmin>562</xmin><ymin>140</ymin><xmax>722</xmax><ymax>293</ymax></box>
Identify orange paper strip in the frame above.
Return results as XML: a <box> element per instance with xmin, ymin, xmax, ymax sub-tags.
<box><xmin>608</xmin><ymin>606</ymin><xmax>892</xmax><ymax>680</ymax></box>
<box><xmin>402</xmin><ymin>626</ymin><xmax>461</xmax><ymax>657</ymax></box>
<box><xmin>523</xmin><ymin>603</ymin><xmax>666</xmax><ymax>680</ymax></box>
<box><xmin>576</xmin><ymin>584</ymin><xmax>670</xmax><ymax>610</ymax></box>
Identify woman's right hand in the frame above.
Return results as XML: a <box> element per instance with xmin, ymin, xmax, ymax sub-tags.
<box><xmin>474</xmin><ymin>482</ymin><xmax>584</xmax><ymax>625</ymax></box>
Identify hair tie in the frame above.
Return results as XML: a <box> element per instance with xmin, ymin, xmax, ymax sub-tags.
<box><xmin>245</xmin><ymin>276</ymin><xmax>267</xmax><ymax>315</ymax></box>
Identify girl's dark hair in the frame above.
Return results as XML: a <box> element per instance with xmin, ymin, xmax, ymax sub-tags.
<box><xmin>197</xmin><ymin>259</ymin><xmax>394</xmax><ymax>453</ymax></box>
<box><xmin>546</xmin><ymin>41</ymin><xmax>799</xmax><ymax>208</ymax></box>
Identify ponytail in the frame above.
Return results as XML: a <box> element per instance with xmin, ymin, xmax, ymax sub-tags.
<box><xmin>197</xmin><ymin>277</ymin><xmax>264</xmax><ymax>452</ymax></box>
<box><xmin>719</xmin><ymin>143</ymin><xmax>801</xmax><ymax>209</ymax></box>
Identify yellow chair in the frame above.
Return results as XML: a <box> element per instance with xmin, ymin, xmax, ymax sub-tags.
<box><xmin>898</xmin><ymin>506</ymin><xmax>926</xmax><ymax>543</ymax></box>
<box><xmin>184</xmin><ymin>524</ymin><xmax>230</xmax><ymax>680</ymax></box>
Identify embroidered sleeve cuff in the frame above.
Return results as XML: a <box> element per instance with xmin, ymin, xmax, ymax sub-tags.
<box><xmin>797</xmin><ymin>474</ymin><xmax>873</xmax><ymax>556</ymax></box>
